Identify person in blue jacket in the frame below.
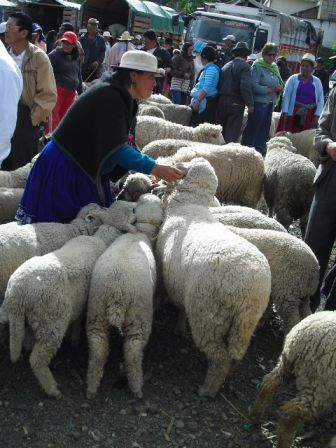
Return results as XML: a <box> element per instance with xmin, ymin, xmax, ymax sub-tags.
<box><xmin>16</xmin><ymin>51</ymin><xmax>183</xmax><ymax>224</ymax></box>
<box><xmin>79</xmin><ymin>18</ymin><xmax>106</xmax><ymax>81</ymax></box>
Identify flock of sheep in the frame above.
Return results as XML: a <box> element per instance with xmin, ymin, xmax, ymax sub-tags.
<box><xmin>0</xmin><ymin>93</ymin><xmax>334</xmax><ymax>448</ymax></box>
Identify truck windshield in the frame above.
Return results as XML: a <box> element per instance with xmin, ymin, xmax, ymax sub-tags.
<box><xmin>186</xmin><ymin>16</ymin><xmax>255</xmax><ymax>47</ymax></box>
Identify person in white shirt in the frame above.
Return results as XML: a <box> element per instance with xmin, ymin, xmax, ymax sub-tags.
<box><xmin>0</xmin><ymin>40</ymin><xmax>23</xmax><ymax>167</ymax></box>
<box><xmin>108</xmin><ymin>31</ymin><xmax>134</xmax><ymax>68</ymax></box>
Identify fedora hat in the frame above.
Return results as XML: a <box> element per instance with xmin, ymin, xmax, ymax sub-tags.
<box><xmin>118</xmin><ymin>31</ymin><xmax>134</xmax><ymax>41</ymax></box>
<box><xmin>232</xmin><ymin>41</ymin><xmax>252</xmax><ymax>55</ymax></box>
<box><xmin>223</xmin><ymin>34</ymin><xmax>236</xmax><ymax>42</ymax></box>
<box><xmin>301</xmin><ymin>53</ymin><xmax>316</xmax><ymax>67</ymax></box>
<box><xmin>118</xmin><ymin>51</ymin><xmax>163</xmax><ymax>76</ymax></box>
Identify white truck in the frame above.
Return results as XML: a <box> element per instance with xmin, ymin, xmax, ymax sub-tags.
<box><xmin>184</xmin><ymin>2</ymin><xmax>323</xmax><ymax>72</ymax></box>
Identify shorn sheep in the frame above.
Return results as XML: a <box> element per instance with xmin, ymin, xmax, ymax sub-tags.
<box><xmin>0</xmin><ymin>188</ymin><xmax>23</xmax><ymax>224</ymax></box>
<box><xmin>0</xmin><ymin>202</ymin><xmax>103</xmax><ymax>302</ymax></box>
<box><xmin>135</xmin><ymin>116</ymin><xmax>224</xmax><ymax>150</ymax></box>
<box><xmin>158</xmin><ymin>144</ymin><xmax>265</xmax><ymax>208</ymax></box>
<box><xmin>141</xmin><ymin>101</ymin><xmax>192</xmax><ymax>126</ymax></box>
<box><xmin>210</xmin><ymin>205</ymin><xmax>286</xmax><ymax>232</ymax></box>
<box><xmin>86</xmin><ymin>194</ymin><xmax>163</xmax><ymax>399</ymax></box>
<box><xmin>250</xmin><ymin>312</ymin><xmax>336</xmax><ymax>448</ymax></box>
<box><xmin>264</xmin><ymin>136</ymin><xmax>316</xmax><ymax>235</ymax></box>
<box><xmin>0</xmin><ymin>201</ymin><xmax>137</xmax><ymax>398</ymax></box>
<box><xmin>156</xmin><ymin>158</ymin><xmax>271</xmax><ymax>397</ymax></box>
<box><xmin>226</xmin><ymin>227</ymin><xmax>318</xmax><ymax>334</ymax></box>
<box><xmin>142</xmin><ymin>139</ymin><xmax>214</xmax><ymax>160</ymax></box>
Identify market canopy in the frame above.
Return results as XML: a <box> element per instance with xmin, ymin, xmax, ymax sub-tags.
<box><xmin>16</xmin><ymin>0</ymin><xmax>81</xmax><ymax>9</ymax></box>
<box><xmin>126</xmin><ymin>0</ymin><xmax>183</xmax><ymax>33</ymax></box>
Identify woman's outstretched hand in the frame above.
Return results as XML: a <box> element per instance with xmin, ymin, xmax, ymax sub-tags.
<box><xmin>151</xmin><ymin>164</ymin><xmax>185</xmax><ymax>183</ymax></box>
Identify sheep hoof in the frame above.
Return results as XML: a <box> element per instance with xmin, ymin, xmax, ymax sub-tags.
<box><xmin>133</xmin><ymin>390</ymin><xmax>143</xmax><ymax>399</ymax></box>
<box><xmin>50</xmin><ymin>389</ymin><xmax>63</xmax><ymax>399</ymax></box>
<box><xmin>86</xmin><ymin>390</ymin><xmax>96</xmax><ymax>400</ymax></box>
<box><xmin>198</xmin><ymin>385</ymin><xmax>216</xmax><ymax>398</ymax></box>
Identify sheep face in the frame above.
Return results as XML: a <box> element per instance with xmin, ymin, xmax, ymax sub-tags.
<box><xmin>117</xmin><ymin>173</ymin><xmax>153</xmax><ymax>202</ymax></box>
<box><xmin>92</xmin><ymin>201</ymin><xmax>137</xmax><ymax>233</ymax></box>
<box><xmin>266</xmin><ymin>136</ymin><xmax>296</xmax><ymax>153</ymax></box>
<box><xmin>193</xmin><ymin>124</ymin><xmax>224</xmax><ymax>145</ymax></box>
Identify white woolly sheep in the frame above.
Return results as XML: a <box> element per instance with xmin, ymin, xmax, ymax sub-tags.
<box><xmin>250</xmin><ymin>311</ymin><xmax>336</xmax><ymax>448</ymax></box>
<box><xmin>210</xmin><ymin>205</ymin><xmax>286</xmax><ymax>232</ymax></box>
<box><xmin>143</xmin><ymin>101</ymin><xmax>192</xmax><ymax>126</ymax></box>
<box><xmin>0</xmin><ymin>160</ymin><xmax>34</xmax><ymax>188</ymax></box>
<box><xmin>147</xmin><ymin>94</ymin><xmax>172</xmax><ymax>104</ymax></box>
<box><xmin>277</xmin><ymin>129</ymin><xmax>319</xmax><ymax>167</ymax></box>
<box><xmin>0</xmin><ymin>188</ymin><xmax>23</xmax><ymax>224</ymax></box>
<box><xmin>135</xmin><ymin>116</ymin><xmax>224</xmax><ymax>150</ymax></box>
<box><xmin>0</xmin><ymin>201</ymin><xmax>137</xmax><ymax>398</ymax></box>
<box><xmin>86</xmin><ymin>194</ymin><xmax>163</xmax><ymax>399</ymax></box>
<box><xmin>226</xmin><ymin>226</ymin><xmax>318</xmax><ymax>334</ymax></box>
<box><xmin>265</xmin><ymin>136</ymin><xmax>316</xmax><ymax>235</ymax></box>
<box><xmin>137</xmin><ymin>104</ymin><xmax>165</xmax><ymax>119</ymax></box>
<box><xmin>0</xmin><ymin>202</ymin><xmax>112</xmax><ymax>302</ymax></box>
<box><xmin>156</xmin><ymin>158</ymin><xmax>271</xmax><ymax>397</ymax></box>
<box><xmin>142</xmin><ymin>139</ymin><xmax>218</xmax><ymax>160</ymax></box>
<box><xmin>158</xmin><ymin>143</ymin><xmax>265</xmax><ymax>208</ymax></box>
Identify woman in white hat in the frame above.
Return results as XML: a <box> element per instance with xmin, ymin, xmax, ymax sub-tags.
<box><xmin>102</xmin><ymin>30</ymin><xmax>113</xmax><ymax>70</ymax></box>
<box><xmin>277</xmin><ymin>53</ymin><xmax>324</xmax><ymax>132</ymax></box>
<box><xmin>16</xmin><ymin>51</ymin><xmax>183</xmax><ymax>224</ymax></box>
<box><xmin>108</xmin><ymin>30</ymin><xmax>135</xmax><ymax>68</ymax></box>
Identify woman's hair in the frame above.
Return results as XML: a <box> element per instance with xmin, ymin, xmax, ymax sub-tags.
<box><xmin>200</xmin><ymin>45</ymin><xmax>217</xmax><ymax>62</ymax></box>
<box><xmin>181</xmin><ymin>42</ymin><xmax>193</xmax><ymax>59</ymax></box>
<box><xmin>46</xmin><ymin>30</ymin><xmax>58</xmax><ymax>44</ymax></box>
<box><xmin>261</xmin><ymin>42</ymin><xmax>278</xmax><ymax>57</ymax></box>
<box><xmin>106</xmin><ymin>68</ymin><xmax>145</xmax><ymax>88</ymax></box>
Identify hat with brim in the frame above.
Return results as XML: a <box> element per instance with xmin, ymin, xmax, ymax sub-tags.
<box><xmin>301</xmin><ymin>53</ymin><xmax>316</xmax><ymax>67</ymax></box>
<box><xmin>118</xmin><ymin>51</ymin><xmax>163</xmax><ymax>76</ymax></box>
<box><xmin>118</xmin><ymin>31</ymin><xmax>134</xmax><ymax>41</ymax></box>
<box><xmin>61</xmin><ymin>31</ymin><xmax>78</xmax><ymax>45</ymax></box>
<box><xmin>223</xmin><ymin>34</ymin><xmax>236</xmax><ymax>42</ymax></box>
<box><xmin>232</xmin><ymin>41</ymin><xmax>251</xmax><ymax>56</ymax></box>
<box><xmin>88</xmin><ymin>18</ymin><xmax>99</xmax><ymax>25</ymax></box>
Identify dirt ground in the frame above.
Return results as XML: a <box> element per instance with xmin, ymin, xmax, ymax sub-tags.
<box><xmin>0</xmin><ymin>223</ymin><xmax>335</xmax><ymax>448</ymax></box>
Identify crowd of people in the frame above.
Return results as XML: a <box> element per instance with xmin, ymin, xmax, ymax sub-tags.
<box><xmin>1</xmin><ymin>11</ymin><xmax>336</xmax><ymax>311</ymax></box>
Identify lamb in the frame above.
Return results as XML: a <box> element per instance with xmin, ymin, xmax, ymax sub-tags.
<box><xmin>225</xmin><ymin>226</ymin><xmax>318</xmax><ymax>334</ymax></box>
<box><xmin>0</xmin><ymin>202</ymin><xmax>108</xmax><ymax>301</ymax></box>
<box><xmin>250</xmin><ymin>311</ymin><xmax>336</xmax><ymax>448</ymax></box>
<box><xmin>158</xmin><ymin>143</ymin><xmax>265</xmax><ymax>208</ymax></box>
<box><xmin>210</xmin><ymin>205</ymin><xmax>286</xmax><ymax>232</ymax></box>
<box><xmin>135</xmin><ymin>116</ymin><xmax>224</xmax><ymax>150</ymax></box>
<box><xmin>86</xmin><ymin>194</ymin><xmax>163</xmax><ymax>399</ymax></box>
<box><xmin>143</xmin><ymin>101</ymin><xmax>192</xmax><ymax>126</ymax></box>
<box><xmin>116</xmin><ymin>172</ymin><xmax>154</xmax><ymax>201</ymax></box>
<box><xmin>0</xmin><ymin>160</ymin><xmax>34</xmax><ymax>188</ymax></box>
<box><xmin>0</xmin><ymin>201</ymin><xmax>137</xmax><ymax>398</ymax></box>
<box><xmin>156</xmin><ymin>158</ymin><xmax>271</xmax><ymax>397</ymax></box>
<box><xmin>137</xmin><ymin>104</ymin><xmax>165</xmax><ymax>119</ymax></box>
<box><xmin>0</xmin><ymin>188</ymin><xmax>23</xmax><ymax>224</ymax></box>
<box><xmin>142</xmin><ymin>139</ymin><xmax>217</xmax><ymax>159</ymax></box>
<box><xmin>264</xmin><ymin>136</ymin><xmax>316</xmax><ymax>235</ymax></box>
<box><xmin>277</xmin><ymin>129</ymin><xmax>319</xmax><ymax>166</ymax></box>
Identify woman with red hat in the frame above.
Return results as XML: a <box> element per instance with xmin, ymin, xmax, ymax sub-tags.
<box><xmin>47</xmin><ymin>31</ymin><xmax>82</xmax><ymax>133</ymax></box>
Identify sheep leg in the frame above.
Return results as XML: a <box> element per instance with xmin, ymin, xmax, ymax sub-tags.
<box><xmin>277</xmin><ymin>398</ymin><xmax>311</xmax><ymax>448</ymax></box>
<box><xmin>69</xmin><ymin>317</ymin><xmax>83</xmax><ymax>348</ymax></box>
<box><xmin>275</xmin><ymin>208</ymin><xmax>292</xmax><ymax>230</ymax></box>
<box><xmin>250</xmin><ymin>371</ymin><xmax>282</xmax><ymax>424</ymax></box>
<box><xmin>299</xmin><ymin>297</ymin><xmax>311</xmax><ymax>320</ymax></box>
<box><xmin>123</xmin><ymin>318</ymin><xmax>151</xmax><ymax>398</ymax></box>
<box><xmin>86</xmin><ymin>332</ymin><xmax>110</xmax><ymax>399</ymax></box>
<box><xmin>29</xmin><ymin>339</ymin><xmax>62</xmax><ymax>398</ymax></box>
<box><xmin>278</xmin><ymin>304</ymin><xmax>301</xmax><ymax>336</ymax></box>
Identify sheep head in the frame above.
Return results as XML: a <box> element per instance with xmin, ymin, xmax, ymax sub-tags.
<box><xmin>266</xmin><ymin>136</ymin><xmax>297</xmax><ymax>154</ymax></box>
<box><xmin>167</xmin><ymin>158</ymin><xmax>218</xmax><ymax>207</ymax></box>
<box><xmin>89</xmin><ymin>200</ymin><xmax>137</xmax><ymax>233</ymax></box>
<box><xmin>192</xmin><ymin>124</ymin><xmax>224</xmax><ymax>145</ymax></box>
<box><xmin>117</xmin><ymin>172</ymin><xmax>153</xmax><ymax>202</ymax></box>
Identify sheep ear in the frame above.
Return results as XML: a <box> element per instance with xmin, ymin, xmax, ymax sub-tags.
<box><xmin>85</xmin><ymin>211</ymin><xmax>103</xmax><ymax>224</ymax></box>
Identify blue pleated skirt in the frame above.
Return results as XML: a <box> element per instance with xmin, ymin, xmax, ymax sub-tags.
<box><xmin>16</xmin><ymin>140</ymin><xmax>113</xmax><ymax>224</ymax></box>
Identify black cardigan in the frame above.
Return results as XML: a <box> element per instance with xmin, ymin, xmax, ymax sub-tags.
<box><xmin>53</xmin><ymin>72</ymin><xmax>137</xmax><ymax>183</ymax></box>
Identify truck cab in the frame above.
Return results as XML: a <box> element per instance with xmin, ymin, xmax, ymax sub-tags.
<box><xmin>185</xmin><ymin>11</ymin><xmax>271</xmax><ymax>53</ymax></box>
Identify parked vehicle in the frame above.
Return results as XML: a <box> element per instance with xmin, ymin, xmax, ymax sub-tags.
<box><xmin>184</xmin><ymin>2</ymin><xmax>323</xmax><ymax>72</ymax></box>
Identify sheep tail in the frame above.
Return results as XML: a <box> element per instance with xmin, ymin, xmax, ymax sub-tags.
<box><xmin>9</xmin><ymin>308</ymin><xmax>25</xmax><ymax>363</ymax></box>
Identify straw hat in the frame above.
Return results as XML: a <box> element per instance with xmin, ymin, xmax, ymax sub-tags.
<box><xmin>118</xmin><ymin>31</ymin><xmax>134</xmax><ymax>41</ymax></box>
<box><xmin>118</xmin><ymin>51</ymin><xmax>163</xmax><ymax>76</ymax></box>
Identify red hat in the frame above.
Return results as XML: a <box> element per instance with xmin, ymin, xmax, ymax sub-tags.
<box><xmin>61</xmin><ymin>31</ymin><xmax>78</xmax><ymax>45</ymax></box>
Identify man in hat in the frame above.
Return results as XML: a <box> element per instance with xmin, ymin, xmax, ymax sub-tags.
<box><xmin>4</xmin><ymin>11</ymin><xmax>56</xmax><ymax>170</ymax></box>
<box><xmin>222</xmin><ymin>34</ymin><xmax>236</xmax><ymax>65</ymax></box>
<box><xmin>216</xmin><ymin>41</ymin><xmax>254</xmax><ymax>143</ymax></box>
<box><xmin>79</xmin><ymin>18</ymin><xmax>105</xmax><ymax>81</ymax></box>
<box><xmin>143</xmin><ymin>29</ymin><xmax>171</xmax><ymax>94</ymax></box>
<box><xmin>133</xmin><ymin>34</ymin><xmax>143</xmax><ymax>50</ymax></box>
<box><xmin>108</xmin><ymin>31</ymin><xmax>135</xmax><ymax>68</ymax></box>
